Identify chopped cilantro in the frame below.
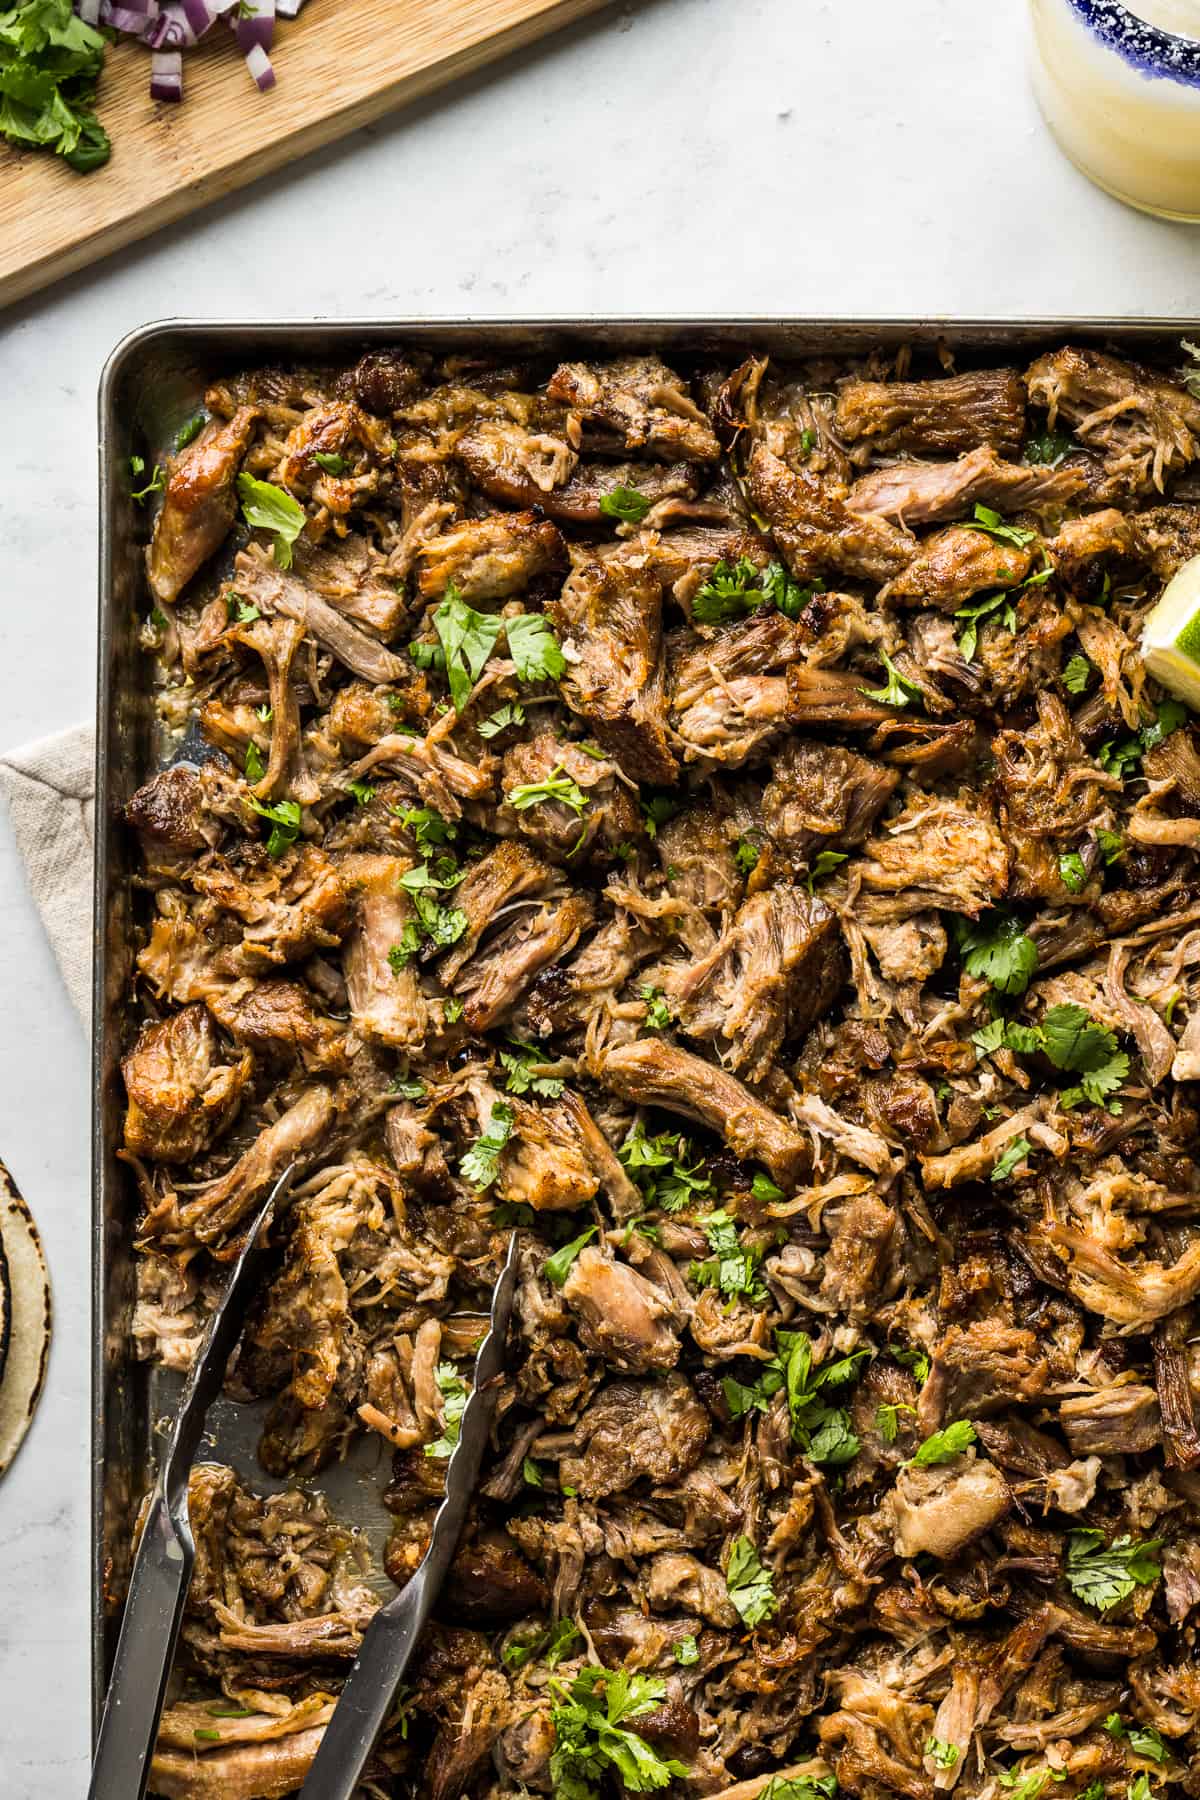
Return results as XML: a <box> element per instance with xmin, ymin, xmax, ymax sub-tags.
<box><xmin>860</xmin><ymin>649</ymin><xmax>920</xmax><ymax>709</ymax></box>
<box><xmin>243</xmin><ymin>739</ymin><xmax>265</xmax><ymax>784</ymax></box>
<box><xmin>955</xmin><ymin>588</ymin><xmax>1017</xmax><ymax>661</ymax></box>
<box><xmin>907</xmin><ymin>1420</ymin><xmax>977</xmax><ymax>1465</ymax></box>
<box><xmin>598</xmin><ymin>485</ymin><xmax>652</xmax><ymax>524</ymax></box>
<box><xmin>693</xmin><ymin>557</ymin><xmax>769</xmax><ymax>625</ymax></box>
<box><xmin>247</xmin><ymin>795</ymin><xmax>301</xmax><ymax>858</ymax></box>
<box><xmin>1039</xmin><ymin>1003</ymin><xmax>1129</xmax><ymax>1105</ymax></box>
<box><xmin>129</xmin><ymin>456</ymin><xmax>165</xmax><ymax>502</ymax></box>
<box><xmin>522</xmin><ymin>1456</ymin><xmax>543</xmax><ymax>1488</ymax></box>
<box><xmin>443</xmin><ymin>996</ymin><xmax>464</xmax><ymax>1023</ymax></box>
<box><xmin>875</xmin><ymin>1401</ymin><xmax>916</xmax><ymax>1442</ymax></box>
<box><xmin>674</xmin><ymin>1635</ymin><xmax>699</xmax><ymax>1666</ymax></box>
<box><xmin>1063</xmin><ymin>1531</ymin><xmax>1161</xmax><ymax>1613</ymax></box>
<box><xmin>1024</xmin><ymin>427</ymin><xmax>1076</xmax><ymax>466</ymax></box>
<box><xmin>479</xmin><ymin>702</ymin><xmax>526</xmax><ymax>739</ymax></box>
<box><xmin>549</xmin><ymin>1666</ymin><xmax>689</xmax><ymax>1797</ymax></box>
<box><xmin>619</xmin><ymin>1124</ymin><xmax>712</xmax><ymax>1212</ymax></box>
<box><xmin>459</xmin><ymin>1102</ymin><xmax>515</xmax><ymax>1191</ymax></box>
<box><xmin>925</xmin><ymin>1738</ymin><xmax>960</xmax><ymax>1770</ymax></box>
<box><xmin>398</xmin><ymin>862</ymin><xmax>468</xmax><ymax>953</ymax></box>
<box><xmin>892</xmin><ymin>1344</ymin><xmax>931</xmax><ymax>1384</ymax></box>
<box><xmin>507</xmin><ymin>765</ymin><xmax>590</xmax><ymax>816</ymax></box>
<box><xmin>640</xmin><ymin>987</ymin><xmax>673</xmax><ymax>1031</ymax></box>
<box><xmin>347</xmin><ymin>778</ymin><xmax>375</xmax><ymax>807</ymax></box>
<box><xmin>544</xmin><ymin>1225</ymin><xmax>598</xmax><ymax>1287</ymax></box>
<box><xmin>990</xmin><ymin>1135</ymin><xmax>1032</xmax><ymax>1183</ymax></box>
<box><xmin>957</xmin><ymin>911</ymin><xmax>1039</xmax><ymax>996</ymax></box>
<box><xmin>500</xmin><ymin>1039</ymin><xmax>565</xmax><ymax>1098</ymax></box>
<box><xmin>424</xmin><ymin>1362</ymin><xmax>469</xmax><ymax>1458</ymax></box>
<box><xmin>1099</xmin><ymin>699</ymin><xmax>1187</xmax><ymax>779</ymax></box>
<box><xmin>237</xmin><ymin>473</ymin><xmax>306</xmax><ymax>569</ymax></box>
<box><xmin>432</xmin><ymin>586</ymin><xmax>505</xmax><ymax>712</ymax></box>
<box><xmin>760</xmin><ymin>1779</ymin><xmax>838</xmax><ymax>1800</ymax></box>
<box><xmin>1062</xmin><ymin>653</ymin><xmax>1093</xmax><ymax>694</ymax></box>
<box><xmin>725</xmin><ymin>1536</ymin><xmax>777</xmax><ymax>1627</ymax></box>
<box><xmin>313</xmin><ymin>451</ymin><xmax>347</xmax><ymax>475</ymax></box>
<box><xmin>734</xmin><ymin>837</ymin><xmax>761</xmax><ymax>875</ymax></box>
<box><xmin>640</xmin><ymin>793</ymin><xmax>679</xmax><ymax>838</ymax></box>
<box><xmin>1097</xmin><ymin>827</ymin><xmax>1124</xmax><ymax>864</ymax></box>
<box><xmin>690</xmin><ymin>1209</ymin><xmax>767</xmax><ymax>1304</ymax></box>
<box><xmin>394</xmin><ymin>805</ymin><xmax>456</xmax><ymax>855</ymax></box>
<box><xmin>1058</xmin><ymin>850</ymin><xmax>1087</xmax><ymax>893</ymax></box>
<box><xmin>960</xmin><ymin>502</ymin><xmax>1038</xmax><ymax>549</ymax></box>
<box><xmin>390</xmin><ymin>1076</ymin><xmax>426</xmax><ymax>1099</ymax></box>
<box><xmin>174</xmin><ymin>412</ymin><xmax>206</xmax><ymax>451</ymax></box>
<box><xmin>806</xmin><ymin>850</ymin><xmax>847</xmax><ymax>893</ymax></box>
<box><xmin>751</xmin><ymin>1172</ymin><xmax>783</xmax><ymax>1201</ymax></box>
<box><xmin>507</xmin><ymin>613</ymin><xmax>566</xmax><ymax>684</ymax></box>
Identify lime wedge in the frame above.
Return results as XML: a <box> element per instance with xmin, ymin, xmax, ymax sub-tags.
<box><xmin>1141</xmin><ymin>553</ymin><xmax>1200</xmax><ymax>710</ymax></box>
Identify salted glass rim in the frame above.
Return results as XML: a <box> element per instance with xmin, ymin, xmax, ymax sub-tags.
<box><xmin>1058</xmin><ymin>0</ymin><xmax>1200</xmax><ymax>83</ymax></box>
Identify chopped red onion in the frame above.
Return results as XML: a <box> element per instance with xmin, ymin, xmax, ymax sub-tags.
<box><xmin>242</xmin><ymin>40</ymin><xmax>276</xmax><ymax>91</ymax></box>
<box><xmin>107</xmin><ymin>0</ymin><xmax>158</xmax><ymax>32</ymax></box>
<box><xmin>145</xmin><ymin>2</ymin><xmax>198</xmax><ymax>48</ymax></box>
<box><xmin>233</xmin><ymin>0</ymin><xmax>274</xmax><ymax>57</ymax></box>
<box><xmin>149</xmin><ymin>47</ymin><xmax>183</xmax><ymax>101</ymax></box>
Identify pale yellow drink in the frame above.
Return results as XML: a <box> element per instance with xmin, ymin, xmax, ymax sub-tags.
<box><xmin>1030</xmin><ymin>0</ymin><xmax>1200</xmax><ymax>220</ymax></box>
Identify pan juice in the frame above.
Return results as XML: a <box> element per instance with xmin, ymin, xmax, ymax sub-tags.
<box><xmin>1030</xmin><ymin>0</ymin><xmax>1200</xmax><ymax>219</ymax></box>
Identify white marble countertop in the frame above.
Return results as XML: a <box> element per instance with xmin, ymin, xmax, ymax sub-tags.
<box><xmin>2</xmin><ymin>0</ymin><xmax>1199</xmax><ymax>1788</ymax></box>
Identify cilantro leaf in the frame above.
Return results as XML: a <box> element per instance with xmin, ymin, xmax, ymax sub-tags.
<box><xmin>1058</xmin><ymin>850</ymin><xmax>1087</xmax><ymax>893</ymax></box>
<box><xmin>522</xmin><ymin>1456</ymin><xmax>543</xmax><ymax>1488</ymax></box>
<box><xmin>875</xmin><ymin>1401</ymin><xmax>916</xmax><ymax>1442</ymax></box>
<box><xmin>1062</xmin><ymin>653</ymin><xmax>1093</xmax><ymax>694</ymax></box>
<box><xmin>424</xmin><ymin>1362</ymin><xmax>469</xmax><ymax>1458</ymax></box>
<box><xmin>313</xmin><ymin>451</ymin><xmax>347</xmax><ymax>475</ymax></box>
<box><xmin>693</xmin><ymin>557</ymin><xmax>769</xmax><ymax>625</ymax></box>
<box><xmin>243</xmin><ymin>739</ymin><xmax>266</xmax><ymax>784</ymax></box>
<box><xmin>0</xmin><ymin>0</ymin><xmax>110</xmax><ymax>171</ymax></box>
<box><xmin>761</xmin><ymin>1779</ymin><xmax>838</xmax><ymax>1800</ymax></box>
<box><xmin>394</xmin><ymin>805</ymin><xmax>457</xmax><ymax>855</ymax></box>
<box><xmin>674</xmin><ymin>1635</ymin><xmax>699</xmax><ymax>1666</ymax></box>
<box><xmin>725</xmin><ymin>1536</ymin><xmax>777</xmax><ymax>1627</ymax></box>
<box><xmin>129</xmin><ymin>456</ymin><xmax>165</xmax><ymax>503</ymax></box>
<box><xmin>544</xmin><ymin>1225</ymin><xmax>598</xmax><ymax>1287</ymax></box>
<box><xmin>237</xmin><ymin>474</ymin><xmax>306</xmax><ymax>569</ymax></box>
<box><xmin>1039</xmin><ymin>1003</ymin><xmax>1129</xmax><ymax>1104</ymax></box>
<box><xmin>479</xmin><ymin>701</ymin><xmax>526</xmax><ymax>739</ymax></box>
<box><xmin>619</xmin><ymin>1124</ymin><xmax>712</xmax><ymax>1213</ymax></box>
<box><xmin>640</xmin><ymin>793</ymin><xmax>679</xmax><ymax>838</ymax></box>
<box><xmin>500</xmin><ymin>1039</ymin><xmax>565</xmax><ymax>1099</ymax></box>
<box><xmin>806</xmin><ymin>850</ymin><xmax>847</xmax><ymax>893</ymax></box>
<box><xmin>640</xmin><ymin>987</ymin><xmax>673</xmax><ymax>1031</ymax></box>
<box><xmin>550</xmin><ymin>1665</ymin><xmax>688</xmax><ymax>1798</ymax></box>
<box><xmin>459</xmin><ymin>1102</ymin><xmax>515</xmax><ymax>1191</ymax></box>
<box><xmin>1064</xmin><ymin>1531</ymin><xmax>1161</xmax><ymax>1613</ymax></box>
<box><xmin>1024</xmin><ymin>427</ymin><xmax>1076</xmax><ymax>466</ymax></box>
<box><xmin>507</xmin><ymin>765</ymin><xmax>590</xmax><ymax>817</ymax></box>
<box><xmin>955</xmin><ymin>588</ymin><xmax>1017</xmax><ymax>661</ymax></box>
<box><xmin>892</xmin><ymin>1344</ymin><xmax>931</xmax><ymax>1384</ymax></box>
<box><xmin>859</xmin><ymin>649</ymin><xmax>921</xmax><ymax>709</ymax></box>
<box><xmin>925</xmin><ymin>1738</ymin><xmax>960</xmax><ymax>1770</ymax></box>
<box><xmin>734</xmin><ymin>837</ymin><xmax>761</xmax><ymax>875</ymax></box>
<box><xmin>173</xmin><ymin>412</ymin><xmax>206</xmax><ymax>451</ymax></box>
<box><xmin>507</xmin><ymin>612</ymin><xmax>566</xmax><ymax>684</ymax></box>
<box><xmin>347</xmin><ymin>778</ymin><xmax>375</xmax><ymax>807</ymax></box>
<box><xmin>908</xmin><ymin>1420</ymin><xmax>977</xmax><ymax>1466</ymax></box>
<box><xmin>598</xmin><ymin>485</ymin><xmax>652</xmax><ymax>524</ymax></box>
<box><xmin>247</xmin><ymin>796</ymin><xmax>301</xmax><ymax>858</ymax></box>
<box><xmin>991</xmin><ymin>1134</ymin><xmax>1032</xmax><ymax>1183</ymax></box>
<box><xmin>432</xmin><ymin>586</ymin><xmax>505</xmax><ymax>712</ymax></box>
<box><xmin>751</xmin><ymin>1172</ymin><xmax>783</xmax><ymax>1201</ymax></box>
<box><xmin>690</xmin><ymin>1209</ymin><xmax>767</xmax><ymax>1304</ymax></box>
<box><xmin>960</xmin><ymin>502</ymin><xmax>1038</xmax><ymax>549</ymax></box>
<box><xmin>957</xmin><ymin>911</ymin><xmax>1039</xmax><ymax>997</ymax></box>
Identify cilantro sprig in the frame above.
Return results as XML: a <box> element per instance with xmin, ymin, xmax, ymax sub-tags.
<box><xmin>1064</xmin><ymin>1531</ymin><xmax>1161</xmax><ymax>1613</ymax></box>
<box><xmin>424</xmin><ymin>1362</ymin><xmax>469</xmax><ymax>1458</ymax></box>
<box><xmin>618</xmin><ymin>1124</ymin><xmax>712</xmax><ymax>1212</ymax></box>
<box><xmin>692</xmin><ymin>556</ymin><xmax>810</xmax><ymax>625</ymax></box>
<box><xmin>690</xmin><ymin>1209</ymin><xmax>767</xmax><ymax>1304</ymax></box>
<box><xmin>507</xmin><ymin>613</ymin><xmax>567</xmax><ymax>684</ymax></box>
<box><xmin>956</xmin><ymin>911</ymin><xmax>1038</xmax><ymax>997</ymax></box>
<box><xmin>724</xmin><ymin>1536</ymin><xmax>777</xmax><ymax>1627</ymax></box>
<box><xmin>859</xmin><ymin>649</ymin><xmax>920</xmax><ymax>709</ymax></box>
<box><xmin>237</xmin><ymin>474</ymin><xmax>306</xmax><ymax>569</ymax></box>
<box><xmin>459</xmin><ymin>1102</ymin><xmax>515</xmax><ymax>1191</ymax></box>
<box><xmin>549</xmin><ymin>1666</ymin><xmax>689</xmax><ymax>1799</ymax></box>
<box><xmin>960</xmin><ymin>502</ymin><xmax>1038</xmax><ymax>550</ymax></box>
<box><xmin>907</xmin><ymin>1420</ymin><xmax>976</xmax><ymax>1466</ymax></box>
<box><xmin>507</xmin><ymin>765</ymin><xmax>590</xmax><ymax>817</ymax></box>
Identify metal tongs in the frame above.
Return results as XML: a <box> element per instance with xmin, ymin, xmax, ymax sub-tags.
<box><xmin>299</xmin><ymin>1231</ymin><xmax>520</xmax><ymax>1800</ymax></box>
<box><xmin>88</xmin><ymin>1164</ymin><xmax>297</xmax><ymax>1800</ymax></box>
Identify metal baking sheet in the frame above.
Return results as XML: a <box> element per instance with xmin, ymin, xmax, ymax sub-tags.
<box><xmin>92</xmin><ymin>314</ymin><xmax>1197</xmax><ymax>1732</ymax></box>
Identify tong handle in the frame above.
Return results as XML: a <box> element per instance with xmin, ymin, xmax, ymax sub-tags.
<box><xmin>87</xmin><ymin>1492</ymin><xmax>192</xmax><ymax>1800</ymax></box>
<box><xmin>298</xmin><ymin>1560</ymin><xmax>439</xmax><ymax>1800</ymax></box>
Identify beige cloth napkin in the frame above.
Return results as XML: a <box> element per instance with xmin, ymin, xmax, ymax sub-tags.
<box><xmin>0</xmin><ymin>724</ymin><xmax>95</xmax><ymax>1027</ymax></box>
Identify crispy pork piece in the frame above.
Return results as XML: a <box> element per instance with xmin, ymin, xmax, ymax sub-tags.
<box><xmin>170</xmin><ymin>1086</ymin><xmax>335</xmax><ymax>1245</ymax></box>
<box><xmin>339</xmin><ymin>348</ymin><xmax>426</xmax><ymax>414</ymax></box>
<box><xmin>232</xmin><ymin>549</ymin><xmax>411</xmax><ymax>684</ymax></box>
<box><xmin>452</xmin><ymin>892</ymin><xmax>594</xmax><ymax>1032</ymax></box>
<box><xmin>884</xmin><ymin>523</ymin><xmax>1036</xmax><ymax>610</ymax></box>
<box><xmin>146</xmin><ymin>405</ymin><xmax>259</xmax><ymax>604</ymax></box>
<box><xmin>669</xmin><ymin>886</ymin><xmax>845</xmax><ymax>1080</ymax></box>
<box><xmin>416</xmin><ymin>510</ymin><xmax>567</xmax><ymax>603</ymax></box>
<box><xmin>653</xmin><ymin>806</ymin><xmax>741</xmax><ymax>914</ymax></box>
<box><xmin>836</xmin><ymin>368</ymin><xmax>1026</xmax><ymax>460</ymax></box>
<box><xmin>746</xmin><ymin>443</ymin><xmax>915</xmax><ymax>584</ymax></box>
<box><xmin>859</xmin><ymin>793</ymin><xmax>1009</xmax><ymax>915</ymax></box>
<box><xmin>848</xmin><ymin>443</ymin><xmax>1085</xmax><ymax>525</ymax></box>
<box><xmin>761</xmin><ymin>738</ymin><xmax>898</xmax><ymax>866</ymax></box>
<box><xmin>784</xmin><ymin>664</ymin><xmax>908</xmax><ymax>729</ymax></box>
<box><xmin>1026</xmin><ymin>344</ymin><xmax>1200</xmax><ymax>495</ymax></box>
<box><xmin>889</xmin><ymin>1456</ymin><xmax>1011</xmax><ymax>1558</ymax></box>
<box><xmin>498</xmin><ymin>733</ymin><xmax>641</xmax><ymax>858</ymax></box>
<box><xmin>549</xmin><ymin>553</ymin><xmax>677</xmax><ymax>783</ymax></box>
<box><xmin>547</xmin><ymin>356</ymin><xmax>721</xmax><ymax>461</ymax></box>
<box><xmin>340</xmin><ymin>853</ymin><xmax>428</xmax><ymax>1049</ymax></box>
<box><xmin>561</xmin><ymin>1246</ymin><xmax>682</xmax><ymax>1372</ymax></box>
<box><xmin>457</xmin><ymin>419</ymin><xmax>697</xmax><ymax>522</ymax></box>
<box><xmin>600</xmin><ymin>1039</ymin><xmax>809</xmax><ymax>1185</ymax></box>
<box><xmin>560</xmin><ymin>1373</ymin><xmax>711</xmax><ymax>1498</ymax></box>
<box><xmin>291</xmin><ymin>533</ymin><xmax>414</xmax><ymax>639</ymax></box>
<box><xmin>1059</xmin><ymin>1381</ymin><xmax>1162</xmax><ymax>1456</ymax></box>
<box><xmin>125</xmin><ymin>764</ymin><xmax>222</xmax><ymax>859</ymax></box>
<box><xmin>122</xmin><ymin>1005</ymin><xmax>252</xmax><ymax>1164</ymax></box>
<box><xmin>671</xmin><ymin>673</ymin><xmax>792</xmax><ymax>768</ymax></box>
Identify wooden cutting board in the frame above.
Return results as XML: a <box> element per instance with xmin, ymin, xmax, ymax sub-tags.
<box><xmin>0</xmin><ymin>0</ymin><xmax>610</xmax><ymax>310</ymax></box>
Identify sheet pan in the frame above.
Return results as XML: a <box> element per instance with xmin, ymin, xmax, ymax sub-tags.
<box><xmin>93</xmin><ymin>314</ymin><xmax>1197</xmax><ymax>1729</ymax></box>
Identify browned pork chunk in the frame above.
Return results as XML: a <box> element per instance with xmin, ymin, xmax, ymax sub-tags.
<box><xmin>416</xmin><ymin>510</ymin><xmax>567</xmax><ymax>603</ymax></box>
<box><xmin>747</xmin><ymin>443</ymin><xmax>915</xmax><ymax>584</ymax></box>
<box><xmin>670</xmin><ymin>886</ymin><xmax>845</xmax><ymax>1080</ymax></box>
<box><xmin>761</xmin><ymin>738</ymin><xmax>898</xmax><ymax>865</ymax></box>
<box><xmin>859</xmin><ymin>794</ymin><xmax>1009</xmax><ymax>915</ymax></box>
<box><xmin>125</xmin><ymin>764</ymin><xmax>221</xmax><ymax>860</ymax></box>
<box><xmin>122</xmin><ymin>1005</ymin><xmax>252</xmax><ymax>1163</ymax></box>
<box><xmin>884</xmin><ymin>522</ymin><xmax>1036</xmax><ymax>610</ymax></box>
<box><xmin>889</xmin><ymin>1456</ymin><xmax>1011</xmax><ymax>1558</ymax></box>
<box><xmin>146</xmin><ymin>405</ymin><xmax>259</xmax><ymax>603</ymax></box>
<box><xmin>560</xmin><ymin>1373</ymin><xmax>711</xmax><ymax>1497</ymax></box>
<box><xmin>848</xmin><ymin>443</ymin><xmax>1085</xmax><ymax>525</ymax></box>
<box><xmin>561</xmin><ymin>1245</ymin><xmax>682</xmax><ymax>1372</ymax></box>
<box><xmin>340</xmin><ymin>853</ymin><xmax>428</xmax><ymax>1049</ymax></box>
<box><xmin>600</xmin><ymin>1038</ymin><xmax>809</xmax><ymax>1185</ymax></box>
<box><xmin>836</xmin><ymin>368</ymin><xmax>1026</xmax><ymax>460</ymax></box>
<box><xmin>547</xmin><ymin>356</ymin><xmax>721</xmax><ymax>461</ymax></box>
<box><xmin>549</xmin><ymin>554</ymin><xmax>678</xmax><ymax>783</ymax></box>
<box><xmin>1026</xmin><ymin>344</ymin><xmax>1200</xmax><ymax>495</ymax></box>
<box><xmin>168</xmin><ymin>1085</ymin><xmax>335</xmax><ymax>1246</ymax></box>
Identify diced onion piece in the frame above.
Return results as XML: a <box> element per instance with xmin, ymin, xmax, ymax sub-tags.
<box><xmin>149</xmin><ymin>46</ymin><xmax>183</xmax><ymax>101</ymax></box>
<box><xmin>234</xmin><ymin>0</ymin><xmax>274</xmax><ymax>54</ymax></box>
<box><xmin>242</xmin><ymin>39</ymin><xmax>276</xmax><ymax>90</ymax></box>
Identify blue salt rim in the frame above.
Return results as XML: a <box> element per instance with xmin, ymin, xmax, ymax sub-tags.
<box><xmin>1066</xmin><ymin>0</ymin><xmax>1200</xmax><ymax>85</ymax></box>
